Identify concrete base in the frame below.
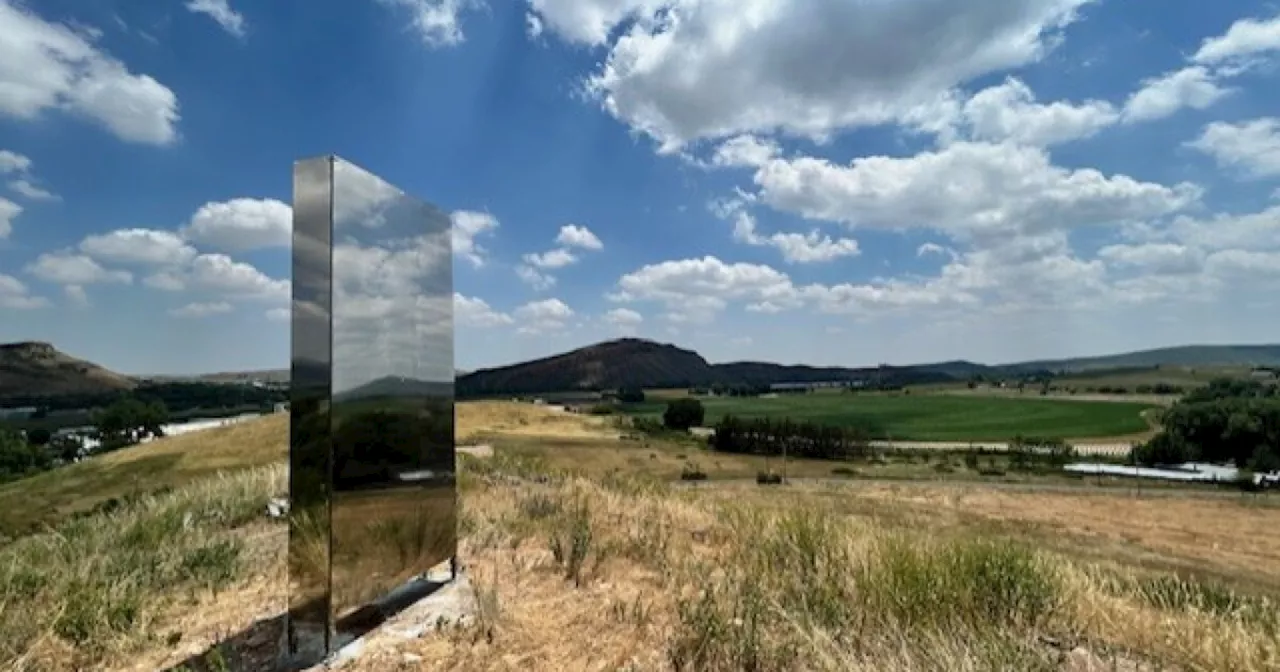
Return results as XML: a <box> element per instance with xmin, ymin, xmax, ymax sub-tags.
<box><xmin>302</xmin><ymin>565</ymin><xmax>476</xmax><ymax>670</ymax></box>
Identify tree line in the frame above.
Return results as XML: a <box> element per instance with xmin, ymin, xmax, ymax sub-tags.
<box><xmin>0</xmin><ymin>396</ymin><xmax>172</xmax><ymax>483</ymax></box>
<box><xmin>707</xmin><ymin>414</ymin><xmax>879</xmax><ymax>460</ymax></box>
<box><xmin>1134</xmin><ymin>379</ymin><xmax>1280</xmax><ymax>472</ymax></box>
<box><xmin>3</xmin><ymin>381</ymin><xmax>284</xmax><ymax>417</ymax></box>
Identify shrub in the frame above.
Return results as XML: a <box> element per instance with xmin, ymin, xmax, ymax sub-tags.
<box><xmin>756</xmin><ymin>471</ymin><xmax>783</xmax><ymax>485</ymax></box>
<box><xmin>680</xmin><ymin>464</ymin><xmax>708</xmax><ymax>481</ymax></box>
<box><xmin>664</xmin><ymin>398</ymin><xmax>705</xmax><ymax>431</ymax></box>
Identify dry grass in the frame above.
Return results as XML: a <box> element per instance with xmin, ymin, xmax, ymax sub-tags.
<box><xmin>0</xmin><ymin>414</ymin><xmax>289</xmax><ymax>538</ymax></box>
<box><xmin>457</xmin><ymin>401</ymin><xmax>620</xmax><ymax>443</ymax></box>
<box><xmin>4</xmin><ymin>409</ymin><xmax>1280</xmax><ymax>671</ymax></box>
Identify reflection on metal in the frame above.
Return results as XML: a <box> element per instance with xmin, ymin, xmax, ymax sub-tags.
<box><xmin>287</xmin><ymin>156</ymin><xmax>456</xmax><ymax>665</ymax></box>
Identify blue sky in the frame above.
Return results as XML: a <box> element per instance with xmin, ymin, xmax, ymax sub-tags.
<box><xmin>1</xmin><ymin>0</ymin><xmax>1279</xmax><ymax>375</ymax></box>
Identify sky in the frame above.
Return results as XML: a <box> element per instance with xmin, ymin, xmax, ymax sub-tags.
<box><xmin>1</xmin><ymin>0</ymin><xmax>1280</xmax><ymax>375</ymax></box>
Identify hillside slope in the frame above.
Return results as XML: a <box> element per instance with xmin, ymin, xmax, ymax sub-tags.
<box><xmin>0</xmin><ymin>342</ymin><xmax>136</xmax><ymax>400</ymax></box>
<box><xmin>1008</xmin><ymin>344</ymin><xmax>1280</xmax><ymax>373</ymax></box>
<box><xmin>458</xmin><ymin>338</ymin><xmax>720</xmax><ymax>396</ymax></box>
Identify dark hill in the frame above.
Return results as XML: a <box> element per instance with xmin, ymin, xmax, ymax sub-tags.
<box><xmin>457</xmin><ymin>338</ymin><xmax>719</xmax><ymax>397</ymax></box>
<box><xmin>0</xmin><ymin>342</ymin><xmax>136</xmax><ymax>400</ymax></box>
<box><xmin>1004</xmin><ymin>344</ymin><xmax>1280</xmax><ymax>373</ymax></box>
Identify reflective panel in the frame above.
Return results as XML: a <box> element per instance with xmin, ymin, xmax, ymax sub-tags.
<box><xmin>287</xmin><ymin>156</ymin><xmax>335</xmax><ymax>662</ymax></box>
<box><xmin>287</xmin><ymin>156</ymin><xmax>455</xmax><ymax>662</ymax></box>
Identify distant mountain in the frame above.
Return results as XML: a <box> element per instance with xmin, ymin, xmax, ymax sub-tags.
<box><xmin>0</xmin><ymin>342</ymin><xmax>136</xmax><ymax>400</ymax></box>
<box><xmin>457</xmin><ymin>338</ymin><xmax>719</xmax><ymax>397</ymax></box>
<box><xmin>334</xmin><ymin>375</ymin><xmax>453</xmax><ymax>402</ymax></box>
<box><xmin>1004</xmin><ymin>344</ymin><xmax>1280</xmax><ymax>374</ymax></box>
<box><xmin>455</xmin><ymin>338</ymin><xmax>1280</xmax><ymax>397</ymax></box>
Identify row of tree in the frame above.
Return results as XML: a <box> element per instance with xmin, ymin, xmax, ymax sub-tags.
<box><xmin>3</xmin><ymin>381</ymin><xmax>284</xmax><ymax>417</ymax></box>
<box><xmin>707</xmin><ymin>415</ymin><xmax>879</xmax><ymax>460</ymax></box>
<box><xmin>1134</xmin><ymin>379</ymin><xmax>1280</xmax><ymax>471</ymax></box>
<box><xmin>0</xmin><ymin>396</ymin><xmax>172</xmax><ymax>483</ymax></box>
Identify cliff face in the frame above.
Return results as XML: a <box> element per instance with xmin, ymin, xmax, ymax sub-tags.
<box><xmin>0</xmin><ymin>341</ymin><xmax>136</xmax><ymax>400</ymax></box>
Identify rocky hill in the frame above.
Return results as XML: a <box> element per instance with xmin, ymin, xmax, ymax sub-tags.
<box><xmin>0</xmin><ymin>342</ymin><xmax>136</xmax><ymax>400</ymax></box>
<box><xmin>457</xmin><ymin>338</ymin><xmax>720</xmax><ymax>397</ymax></box>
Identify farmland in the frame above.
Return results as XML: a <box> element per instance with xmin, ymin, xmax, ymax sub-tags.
<box><xmin>621</xmin><ymin>392</ymin><xmax>1159</xmax><ymax>441</ymax></box>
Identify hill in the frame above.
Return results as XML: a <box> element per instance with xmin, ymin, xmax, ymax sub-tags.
<box><xmin>457</xmin><ymin>338</ymin><xmax>719</xmax><ymax>397</ymax></box>
<box><xmin>0</xmin><ymin>342</ymin><xmax>136</xmax><ymax>401</ymax></box>
<box><xmin>1005</xmin><ymin>344</ymin><xmax>1280</xmax><ymax>373</ymax></box>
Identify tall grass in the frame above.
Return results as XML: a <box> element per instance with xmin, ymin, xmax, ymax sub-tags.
<box><xmin>0</xmin><ymin>465</ymin><xmax>284</xmax><ymax>670</ymax></box>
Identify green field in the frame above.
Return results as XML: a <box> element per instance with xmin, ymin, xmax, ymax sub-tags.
<box><xmin>623</xmin><ymin>393</ymin><xmax>1159</xmax><ymax>441</ymax></box>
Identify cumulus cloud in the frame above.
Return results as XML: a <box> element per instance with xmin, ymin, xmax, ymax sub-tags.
<box><xmin>451</xmin><ymin>210</ymin><xmax>499</xmax><ymax>267</ymax></box>
<box><xmin>378</xmin><ymin>0</ymin><xmax>484</xmax><ymax>48</ymax></box>
<box><xmin>181</xmin><ymin>198</ymin><xmax>292</xmax><ymax>251</ymax></box>
<box><xmin>1121</xmin><ymin>66</ymin><xmax>1231</xmax><ymax>123</ymax></box>
<box><xmin>185</xmin><ymin>0</ymin><xmax>246</xmax><ymax>38</ymax></box>
<box><xmin>0</xmin><ymin>0</ymin><xmax>180</xmax><ymax>145</ymax></box>
<box><xmin>0</xmin><ymin>273</ymin><xmax>48</xmax><ymax>309</ymax></box>
<box><xmin>80</xmin><ymin>228</ymin><xmax>198</xmax><ymax>266</ymax></box>
<box><xmin>26</xmin><ymin>251</ymin><xmax>132</xmax><ymax>286</ymax></box>
<box><xmin>555</xmin><ymin>224</ymin><xmax>603</xmax><ymax>250</ymax></box>
<box><xmin>532</xmin><ymin>0</ymin><xmax>1092</xmax><ymax>150</ymax></box>
<box><xmin>914</xmin><ymin>77</ymin><xmax>1119</xmax><ymax>147</ymax></box>
<box><xmin>515</xmin><ymin>298</ymin><xmax>574</xmax><ymax>334</ymax></box>
<box><xmin>170</xmin><ymin>301</ymin><xmax>233</xmax><ymax>318</ymax></box>
<box><xmin>455</xmin><ymin>293</ymin><xmax>513</xmax><ymax>327</ymax></box>
<box><xmin>1186</xmin><ymin>117</ymin><xmax>1280</xmax><ymax>179</ymax></box>
<box><xmin>0</xmin><ymin>197</ymin><xmax>19</xmax><ymax>239</ymax></box>
<box><xmin>1191</xmin><ymin>12</ymin><xmax>1280</xmax><ymax>68</ymax></box>
<box><xmin>0</xmin><ymin>149</ymin><xmax>57</xmax><ymax>201</ymax></box>
<box><xmin>515</xmin><ymin>265</ymin><xmax>556</xmax><ymax>291</ymax></box>
<box><xmin>714</xmin><ymin>198</ymin><xmax>859</xmax><ymax>264</ymax></box>
<box><xmin>523</xmin><ymin>248</ymin><xmax>577</xmax><ymax>269</ymax></box>
<box><xmin>747</xmin><ymin>141</ymin><xmax>1200</xmax><ymax>242</ymax></box>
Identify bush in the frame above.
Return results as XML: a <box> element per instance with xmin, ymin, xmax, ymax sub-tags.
<box><xmin>680</xmin><ymin>464</ymin><xmax>708</xmax><ymax>481</ymax></box>
<box><xmin>663</xmin><ymin>398</ymin><xmax>705</xmax><ymax>431</ymax></box>
<box><xmin>756</xmin><ymin>471</ymin><xmax>783</xmax><ymax>485</ymax></box>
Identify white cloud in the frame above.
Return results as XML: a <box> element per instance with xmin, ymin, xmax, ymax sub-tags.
<box><xmin>170</xmin><ymin>301</ymin><xmax>234</xmax><ymax>318</ymax></box>
<box><xmin>144</xmin><ymin>270</ymin><xmax>187</xmax><ymax>292</ymax></box>
<box><xmin>539</xmin><ymin>0</ymin><xmax>1092</xmax><ymax>150</ymax></box>
<box><xmin>1186</xmin><ymin>117</ymin><xmax>1280</xmax><ymax>179</ymax></box>
<box><xmin>523</xmin><ymin>248</ymin><xmax>577</xmax><ymax>269</ymax></box>
<box><xmin>918</xmin><ymin>77</ymin><xmax>1119</xmax><ymax>146</ymax></box>
<box><xmin>8</xmin><ymin>179</ymin><xmax>56</xmax><ymax>201</ymax></box>
<box><xmin>514</xmin><ymin>297</ymin><xmax>574</xmax><ymax>334</ymax></box>
<box><xmin>555</xmin><ymin>224</ymin><xmax>603</xmax><ymax>250</ymax></box>
<box><xmin>63</xmin><ymin>284</ymin><xmax>88</xmax><ymax>308</ymax></box>
<box><xmin>455</xmin><ymin>293</ymin><xmax>513</xmax><ymax>328</ymax></box>
<box><xmin>186</xmin><ymin>254</ymin><xmax>289</xmax><ymax>302</ymax></box>
<box><xmin>26</xmin><ymin>252</ymin><xmax>132</xmax><ymax>286</ymax></box>
<box><xmin>712</xmin><ymin>135</ymin><xmax>781</xmax><ymax>168</ymax></box>
<box><xmin>1121</xmin><ymin>66</ymin><xmax>1230</xmax><ymax>123</ymax></box>
<box><xmin>181</xmin><ymin>198</ymin><xmax>292</xmax><ymax>251</ymax></box>
<box><xmin>613</xmin><ymin>256</ymin><xmax>801</xmax><ymax>321</ymax></box>
<box><xmin>379</xmin><ymin>0</ymin><xmax>483</xmax><ymax>48</ymax></box>
<box><xmin>1192</xmin><ymin>12</ymin><xmax>1280</xmax><ymax>67</ymax></box>
<box><xmin>1097</xmin><ymin>242</ymin><xmax>1203</xmax><ymax>275</ymax></box>
<box><xmin>0</xmin><ymin>150</ymin><xmax>31</xmax><ymax>174</ymax></box>
<box><xmin>265</xmin><ymin>307</ymin><xmax>290</xmax><ymax>322</ymax></box>
<box><xmin>603</xmin><ymin>307</ymin><xmax>642</xmax><ymax>326</ymax></box>
<box><xmin>917</xmin><ymin>243</ymin><xmax>954</xmax><ymax>258</ymax></box>
<box><xmin>0</xmin><ymin>273</ymin><xmax>48</xmax><ymax>309</ymax></box>
<box><xmin>451</xmin><ymin>210</ymin><xmax>499</xmax><ymax>267</ymax></box>
<box><xmin>748</xmin><ymin>141</ymin><xmax>1200</xmax><ymax>242</ymax></box>
<box><xmin>0</xmin><ymin>0</ymin><xmax>180</xmax><ymax>145</ymax></box>
<box><xmin>0</xmin><ymin>197</ymin><xmax>19</xmax><ymax>239</ymax></box>
<box><xmin>80</xmin><ymin>228</ymin><xmax>198</xmax><ymax>266</ymax></box>
<box><xmin>515</xmin><ymin>264</ymin><xmax>556</xmax><ymax>291</ymax></box>
<box><xmin>185</xmin><ymin>0</ymin><xmax>246</xmax><ymax>38</ymax></box>
<box><xmin>729</xmin><ymin>208</ymin><xmax>860</xmax><ymax>264</ymax></box>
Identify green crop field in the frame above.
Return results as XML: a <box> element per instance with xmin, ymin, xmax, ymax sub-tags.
<box><xmin>622</xmin><ymin>393</ymin><xmax>1159</xmax><ymax>441</ymax></box>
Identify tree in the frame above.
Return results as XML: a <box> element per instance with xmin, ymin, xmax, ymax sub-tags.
<box><xmin>92</xmin><ymin>397</ymin><xmax>169</xmax><ymax>451</ymax></box>
<box><xmin>0</xmin><ymin>426</ymin><xmax>53</xmax><ymax>481</ymax></box>
<box><xmin>26</xmin><ymin>428</ymin><xmax>51</xmax><ymax>446</ymax></box>
<box><xmin>616</xmin><ymin>387</ymin><xmax>646</xmax><ymax>403</ymax></box>
<box><xmin>663</xmin><ymin>398</ymin><xmax>705</xmax><ymax>431</ymax></box>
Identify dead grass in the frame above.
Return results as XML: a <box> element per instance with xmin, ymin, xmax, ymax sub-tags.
<box><xmin>457</xmin><ymin>401</ymin><xmax>620</xmax><ymax>443</ymax></box>
<box><xmin>5</xmin><ymin>410</ymin><xmax>1280</xmax><ymax>671</ymax></box>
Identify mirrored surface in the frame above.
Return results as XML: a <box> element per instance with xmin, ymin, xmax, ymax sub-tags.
<box><xmin>287</xmin><ymin>156</ymin><xmax>455</xmax><ymax>662</ymax></box>
<box><xmin>287</xmin><ymin>156</ymin><xmax>335</xmax><ymax>662</ymax></box>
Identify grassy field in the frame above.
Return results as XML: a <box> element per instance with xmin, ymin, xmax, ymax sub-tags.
<box><xmin>622</xmin><ymin>393</ymin><xmax>1158</xmax><ymax>441</ymax></box>
<box><xmin>2</xmin><ymin>408</ymin><xmax>1277</xmax><ymax>671</ymax></box>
